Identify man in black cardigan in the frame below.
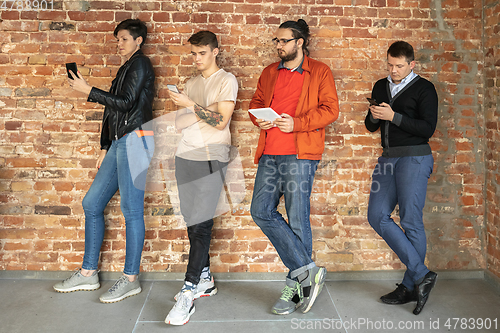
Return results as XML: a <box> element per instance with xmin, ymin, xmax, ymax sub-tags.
<box><xmin>365</xmin><ymin>41</ymin><xmax>438</xmax><ymax>315</ymax></box>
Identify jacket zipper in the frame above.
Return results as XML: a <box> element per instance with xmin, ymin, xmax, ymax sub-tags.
<box><xmin>114</xmin><ymin>55</ymin><xmax>135</xmax><ymax>139</ymax></box>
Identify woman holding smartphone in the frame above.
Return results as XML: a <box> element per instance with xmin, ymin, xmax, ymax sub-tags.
<box><xmin>53</xmin><ymin>19</ymin><xmax>155</xmax><ymax>303</ymax></box>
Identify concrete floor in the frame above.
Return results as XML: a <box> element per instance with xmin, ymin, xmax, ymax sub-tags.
<box><xmin>1</xmin><ymin>274</ymin><xmax>499</xmax><ymax>333</ymax></box>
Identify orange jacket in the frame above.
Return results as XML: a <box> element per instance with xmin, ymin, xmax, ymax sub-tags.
<box><xmin>249</xmin><ymin>55</ymin><xmax>340</xmax><ymax>163</ymax></box>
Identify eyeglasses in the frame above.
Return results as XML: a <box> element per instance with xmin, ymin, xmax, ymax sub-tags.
<box><xmin>271</xmin><ymin>37</ymin><xmax>298</xmax><ymax>46</ymax></box>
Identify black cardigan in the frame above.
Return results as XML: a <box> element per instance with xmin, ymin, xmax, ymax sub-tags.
<box><xmin>365</xmin><ymin>76</ymin><xmax>438</xmax><ymax>157</ymax></box>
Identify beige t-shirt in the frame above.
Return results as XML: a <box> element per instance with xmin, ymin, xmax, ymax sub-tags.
<box><xmin>175</xmin><ymin>69</ymin><xmax>238</xmax><ymax>162</ymax></box>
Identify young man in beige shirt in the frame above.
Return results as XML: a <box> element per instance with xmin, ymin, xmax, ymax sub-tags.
<box><xmin>165</xmin><ymin>30</ymin><xmax>238</xmax><ymax>326</ymax></box>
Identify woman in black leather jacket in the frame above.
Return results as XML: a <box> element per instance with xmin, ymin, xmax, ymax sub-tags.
<box><xmin>54</xmin><ymin>19</ymin><xmax>155</xmax><ymax>304</ymax></box>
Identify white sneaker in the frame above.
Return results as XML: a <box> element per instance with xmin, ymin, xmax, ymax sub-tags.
<box><xmin>165</xmin><ymin>290</ymin><xmax>195</xmax><ymax>326</ymax></box>
<box><xmin>174</xmin><ymin>277</ymin><xmax>217</xmax><ymax>301</ymax></box>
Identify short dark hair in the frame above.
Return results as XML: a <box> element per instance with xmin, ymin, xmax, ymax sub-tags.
<box><xmin>387</xmin><ymin>41</ymin><xmax>414</xmax><ymax>63</ymax></box>
<box><xmin>188</xmin><ymin>31</ymin><xmax>219</xmax><ymax>50</ymax></box>
<box><xmin>279</xmin><ymin>19</ymin><xmax>311</xmax><ymax>56</ymax></box>
<box><xmin>114</xmin><ymin>19</ymin><xmax>148</xmax><ymax>47</ymax></box>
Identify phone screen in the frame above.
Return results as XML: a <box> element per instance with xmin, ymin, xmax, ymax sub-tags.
<box><xmin>366</xmin><ymin>97</ymin><xmax>379</xmax><ymax>106</ymax></box>
<box><xmin>167</xmin><ymin>84</ymin><xmax>179</xmax><ymax>93</ymax></box>
<box><xmin>66</xmin><ymin>63</ymin><xmax>79</xmax><ymax>79</ymax></box>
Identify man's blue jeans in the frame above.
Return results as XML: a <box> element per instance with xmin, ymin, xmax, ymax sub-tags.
<box><xmin>368</xmin><ymin>154</ymin><xmax>434</xmax><ymax>290</ymax></box>
<box><xmin>82</xmin><ymin>133</ymin><xmax>153</xmax><ymax>275</ymax></box>
<box><xmin>250</xmin><ymin>155</ymin><xmax>318</xmax><ymax>279</ymax></box>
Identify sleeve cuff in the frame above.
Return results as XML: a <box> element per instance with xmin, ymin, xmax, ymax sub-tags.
<box><xmin>87</xmin><ymin>87</ymin><xmax>97</xmax><ymax>103</ymax></box>
<box><xmin>391</xmin><ymin>112</ymin><xmax>402</xmax><ymax>126</ymax></box>
<box><xmin>293</xmin><ymin>117</ymin><xmax>302</xmax><ymax>132</ymax></box>
<box><xmin>369</xmin><ymin>113</ymin><xmax>380</xmax><ymax>123</ymax></box>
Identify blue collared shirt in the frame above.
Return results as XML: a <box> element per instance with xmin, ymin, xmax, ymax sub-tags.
<box><xmin>387</xmin><ymin>70</ymin><xmax>417</xmax><ymax>98</ymax></box>
<box><xmin>277</xmin><ymin>57</ymin><xmax>305</xmax><ymax>74</ymax></box>
<box><xmin>384</xmin><ymin>71</ymin><xmax>418</xmax><ymax>126</ymax></box>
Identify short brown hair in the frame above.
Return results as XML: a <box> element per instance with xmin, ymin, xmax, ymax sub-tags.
<box><xmin>387</xmin><ymin>41</ymin><xmax>414</xmax><ymax>63</ymax></box>
<box><xmin>188</xmin><ymin>31</ymin><xmax>218</xmax><ymax>50</ymax></box>
<box><xmin>114</xmin><ymin>19</ymin><xmax>148</xmax><ymax>47</ymax></box>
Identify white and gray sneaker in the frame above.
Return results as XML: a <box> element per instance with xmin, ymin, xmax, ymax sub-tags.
<box><xmin>174</xmin><ymin>277</ymin><xmax>217</xmax><ymax>301</ymax></box>
<box><xmin>165</xmin><ymin>289</ymin><xmax>195</xmax><ymax>325</ymax></box>
<box><xmin>99</xmin><ymin>275</ymin><xmax>141</xmax><ymax>303</ymax></box>
<box><xmin>53</xmin><ymin>268</ymin><xmax>100</xmax><ymax>293</ymax></box>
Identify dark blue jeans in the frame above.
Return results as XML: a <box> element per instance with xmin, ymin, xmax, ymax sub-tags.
<box><xmin>368</xmin><ymin>154</ymin><xmax>434</xmax><ymax>290</ymax></box>
<box><xmin>250</xmin><ymin>155</ymin><xmax>318</xmax><ymax>279</ymax></box>
<box><xmin>82</xmin><ymin>133</ymin><xmax>153</xmax><ymax>275</ymax></box>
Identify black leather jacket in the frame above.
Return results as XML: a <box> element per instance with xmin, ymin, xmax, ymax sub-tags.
<box><xmin>87</xmin><ymin>49</ymin><xmax>155</xmax><ymax>150</ymax></box>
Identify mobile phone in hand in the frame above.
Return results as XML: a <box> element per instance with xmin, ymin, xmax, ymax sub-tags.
<box><xmin>366</xmin><ymin>97</ymin><xmax>379</xmax><ymax>106</ymax></box>
<box><xmin>66</xmin><ymin>62</ymin><xmax>79</xmax><ymax>79</ymax></box>
<box><xmin>167</xmin><ymin>84</ymin><xmax>180</xmax><ymax>93</ymax></box>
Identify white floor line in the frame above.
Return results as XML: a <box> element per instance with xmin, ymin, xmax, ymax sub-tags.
<box><xmin>132</xmin><ymin>281</ymin><xmax>155</xmax><ymax>333</ymax></box>
<box><xmin>137</xmin><ymin>319</ymin><xmax>307</xmax><ymax>323</ymax></box>
<box><xmin>326</xmin><ymin>283</ymin><xmax>348</xmax><ymax>333</ymax></box>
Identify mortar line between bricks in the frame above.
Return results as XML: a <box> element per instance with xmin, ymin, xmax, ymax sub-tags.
<box><xmin>132</xmin><ymin>281</ymin><xmax>154</xmax><ymax>333</ymax></box>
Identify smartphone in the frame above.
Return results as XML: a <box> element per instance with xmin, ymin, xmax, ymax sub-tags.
<box><xmin>366</xmin><ymin>97</ymin><xmax>379</xmax><ymax>106</ymax></box>
<box><xmin>65</xmin><ymin>62</ymin><xmax>79</xmax><ymax>79</ymax></box>
<box><xmin>167</xmin><ymin>84</ymin><xmax>180</xmax><ymax>93</ymax></box>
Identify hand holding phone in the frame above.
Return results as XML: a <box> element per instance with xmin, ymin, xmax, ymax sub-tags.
<box><xmin>66</xmin><ymin>62</ymin><xmax>79</xmax><ymax>80</ymax></box>
<box><xmin>366</xmin><ymin>97</ymin><xmax>379</xmax><ymax>106</ymax></box>
<box><xmin>167</xmin><ymin>84</ymin><xmax>180</xmax><ymax>93</ymax></box>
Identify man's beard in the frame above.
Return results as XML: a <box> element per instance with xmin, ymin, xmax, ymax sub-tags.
<box><xmin>278</xmin><ymin>45</ymin><xmax>298</xmax><ymax>62</ymax></box>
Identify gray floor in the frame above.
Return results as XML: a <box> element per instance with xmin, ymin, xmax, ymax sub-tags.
<box><xmin>1</xmin><ymin>276</ymin><xmax>499</xmax><ymax>332</ymax></box>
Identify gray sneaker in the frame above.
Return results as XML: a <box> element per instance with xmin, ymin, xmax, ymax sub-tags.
<box><xmin>99</xmin><ymin>275</ymin><xmax>141</xmax><ymax>303</ymax></box>
<box><xmin>272</xmin><ymin>278</ymin><xmax>302</xmax><ymax>315</ymax></box>
<box><xmin>53</xmin><ymin>268</ymin><xmax>100</xmax><ymax>293</ymax></box>
<box><xmin>298</xmin><ymin>266</ymin><xmax>326</xmax><ymax>313</ymax></box>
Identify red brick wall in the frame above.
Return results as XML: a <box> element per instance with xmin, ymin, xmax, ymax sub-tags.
<box><xmin>0</xmin><ymin>1</ymin><xmax>488</xmax><ymax>274</ymax></box>
<box><xmin>485</xmin><ymin>0</ymin><xmax>500</xmax><ymax>279</ymax></box>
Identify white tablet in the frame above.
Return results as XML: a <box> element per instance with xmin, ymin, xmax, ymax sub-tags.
<box><xmin>249</xmin><ymin>108</ymin><xmax>281</xmax><ymax>121</ymax></box>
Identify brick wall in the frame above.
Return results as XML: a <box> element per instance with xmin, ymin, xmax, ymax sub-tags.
<box><xmin>0</xmin><ymin>0</ymin><xmax>488</xmax><ymax>274</ymax></box>
<box><xmin>484</xmin><ymin>0</ymin><xmax>500</xmax><ymax>279</ymax></box>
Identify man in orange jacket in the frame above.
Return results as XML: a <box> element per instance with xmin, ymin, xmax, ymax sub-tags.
<box><xmin>248</xmin><ymin>19</ymin><xmax>339</xmax><ymax>315</ymax></box>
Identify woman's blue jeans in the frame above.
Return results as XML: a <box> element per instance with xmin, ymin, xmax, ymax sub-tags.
<box><xmin>81</xmin><ymin>133</ymin><xmax>153</xmax><ymax>275</ymax></box>
<box><xmin>367</xmin><ymin>154</ymin><xmax>434</xmax><ymax>290</ymax></box>
<box><xmin>250</xmin><ymin>155</ymin><xmax>318</xmax><ymax>279</ymax></box>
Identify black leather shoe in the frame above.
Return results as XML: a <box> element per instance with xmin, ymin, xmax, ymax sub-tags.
<box><xmin>380</xmin><ymin>283</ymin><xmax>417</xmax><ymax>304</ymax></box>
<box><xmin>413</xmin><ymin>271</ymin><xmax>437</xmax><ymax>315</ymax></box>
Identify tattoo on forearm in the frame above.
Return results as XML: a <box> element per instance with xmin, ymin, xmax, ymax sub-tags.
<box><xmin>194</xmin><ymin>103</ymin><xmax>223</xmax><ymax>127</ymax></box>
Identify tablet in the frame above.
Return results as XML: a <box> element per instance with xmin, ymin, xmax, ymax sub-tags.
<box><xmin>249</xmin><ymin>108</ymin><xmax>281</xmax><ymax>121</ymax></box>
